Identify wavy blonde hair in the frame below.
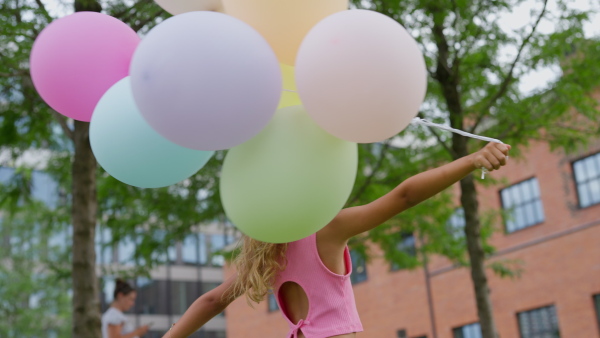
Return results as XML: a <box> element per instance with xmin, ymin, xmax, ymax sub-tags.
<box><xmin>226</xmin><ymin>235</ymin><xmax>288</xmax><ymax>305</ymax></box>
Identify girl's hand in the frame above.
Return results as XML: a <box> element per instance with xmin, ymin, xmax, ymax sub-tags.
<box><xmin>471</xmin><ymin>142</ymin><xmax>511</xmax><ymax>172</ymax></box>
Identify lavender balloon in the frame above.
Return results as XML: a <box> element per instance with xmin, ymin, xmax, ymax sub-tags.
<box><xmin>130</xmin><ymin>11</ymin><xmax>281</xmax><ymax>151</ymax></box>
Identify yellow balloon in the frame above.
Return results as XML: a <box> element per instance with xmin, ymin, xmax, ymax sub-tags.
<box><xmin>279</xmin><ymin>64</ymin><xmax>301</xmax><ymax>108</ymax></box>
<box><xmin>222</xmin><ymin>0</ymin><xmax>348</xmax><ymax>65</ymax></box>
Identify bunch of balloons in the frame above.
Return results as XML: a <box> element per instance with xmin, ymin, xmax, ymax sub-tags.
<box><xmin>29</xmin><ymin>0</ymin><xmax>427</xmax><ymax>243</ymax></box>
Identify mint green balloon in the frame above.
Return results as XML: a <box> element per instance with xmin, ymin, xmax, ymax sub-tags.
<box><xmin>90</xmin><ymin>77</ymin><xmax>213</xmax><ymax>188</ymax></box>
<box><xmin>220</xmin><ymin>105</ymin><xmax>358</xmax><ymax>243</ymax></box>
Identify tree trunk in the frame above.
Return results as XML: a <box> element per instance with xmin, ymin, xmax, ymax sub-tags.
<box><xmin>71</xmin><ymin>1</ymin><xmax>102</xmax><ymax>336</ymax></box>
<box><xmin>453</xmin><ymin>135</ymin><xmax>498</xmax><ymax>338</ymax></box>
<box><xmin>71</xmin><ymin>120</ymin><xmax>100</xmax><ymax>338</ymax></box>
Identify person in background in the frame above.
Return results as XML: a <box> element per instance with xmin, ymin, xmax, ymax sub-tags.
<box><xmin>102</xmin><ymin>279</ymin><xmax>150</xmax><ymax>338</ymax></box>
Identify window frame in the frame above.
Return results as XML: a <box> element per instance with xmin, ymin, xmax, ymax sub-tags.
<box><xmin>452</xmin><ymin>322</ymin><xmax>482</xmax><ymax>338</ymax></box>
<box><xmin>447</xmin><ymin>207</ymin><xmax>466</xmax><ymax>239</ymax></box>
<box><xmin>594</xmin><ymin>294</ymin><xmax>600</xmax><ymax>335</ymax></box>
<box><xmin>517</xmin><ymin>304</ymin><xmax>560</xmax><ymax>338</ymax></box>
<box><xmin>349</xmin><ymin>249</ymin><xmax>368</xmax><ymax>285</ymax></box>
<box><xmin>571</xmin><ymin>152</ymin><xmax>600</xmax><ymax>209</ymax></box>
<box><xmin>390</xmin><ymin>232</ymin><xmax>418</xmax><ymax>272</ymax></box>
<box><xmin>499</xmin><ymin>177</ymin><xmax>545</xmax><ymax>234</ymax></box>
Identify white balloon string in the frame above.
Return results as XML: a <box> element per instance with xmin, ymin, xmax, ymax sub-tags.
<box><xmin>272</xmin><ymin>97</ymin><xmax>505</xmax><ymax>179</ymax></box>
<box><xmin>411</xmin><ymin>117</ymin><xmax>504</xmax><ymax>144</ymax></box>
<box><xmin>411</xmin><ymin>117</ymin><xmax>506</xmax><ymax>179</ymax></box>
<box><xmin>282</xmin><ymin>89</ymin><xmax>297</xmax><ymax>93</ymax></box>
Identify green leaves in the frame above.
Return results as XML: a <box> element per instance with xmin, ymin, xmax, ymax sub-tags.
<box><xmin>348</xmin><ymin>0</ymin><xmax>600</xmax><ymax>275</ymax></box>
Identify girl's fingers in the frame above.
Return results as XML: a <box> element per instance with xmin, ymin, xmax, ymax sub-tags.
<box><xmin>484</xmin><ymin>152</ymin><xmax>501</xmax><ymax>170</ymax></box>
<box><xmin>490</xmin><ymin>146</ymin><xmax>507</xmax><ymax>166</ymax></box>
<box><xmin>478</xmin><ymin>157</ymin><xmax>494</xmax><ymax>171</ymax></box>
<box><xmin>494</xmin><ymin>142</ymin><xmax>510</xmax><ymax>156</ymax></box>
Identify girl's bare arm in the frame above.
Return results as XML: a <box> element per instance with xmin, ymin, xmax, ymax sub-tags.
<box><xmin>321</xmin><ymin>142</ymin><xmax>510</xmax><ymax>243</ymax></box>
<box><xmin>162</xmin><ymin>274</ymin><xmax>239</xmax><ymax>338</ymax></box>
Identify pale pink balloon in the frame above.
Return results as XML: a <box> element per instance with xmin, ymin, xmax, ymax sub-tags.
<box><xmin>296</xmin><ymin>10</ymin><xmax>427</xmax><ymax>143</ymax></box>
<box><xmin>30</xmin><ymin>12</ymin><xmax>140</xmax><ymax>122</ymax></box>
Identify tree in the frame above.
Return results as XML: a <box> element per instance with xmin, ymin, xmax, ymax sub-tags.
<box><xmin>0</xmin><ymin>1</ymin><xmax>224</xmax><ymax>337</ymax></box>
<box><xmin>350</xmin><ymin>1</ymin><xmax>600</xmax><ymax>337</ymax></box>
<box><xmin>0</xmin><ymin>168</ymin><xmax>72</xmax><ymax>337</ymax></box>
<box><xmin>3</xmin><ymin>1</ymin><xmax>600</xmax><ymax>338</ymax></box>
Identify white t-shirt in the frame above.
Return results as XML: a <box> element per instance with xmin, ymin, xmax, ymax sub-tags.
<box><xmin>101</xmin><ymin>307</ymin><xmax>138</xmax><ymax>338</ymax></box>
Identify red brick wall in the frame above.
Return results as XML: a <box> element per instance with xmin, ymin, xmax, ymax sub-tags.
<box><xmin>225</xmin><ymin>141</ymin><xmax>600</xmax><ymax>338</ymax></box>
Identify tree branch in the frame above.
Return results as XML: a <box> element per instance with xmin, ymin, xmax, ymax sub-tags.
<box><xmin>349</xmin><ymin>141</ymin><xmax>391</xmax><ymax>205</ymax></box>
<box><xmin>450</xmin><ymin>0</ymin><xmax>459</xmax><ymax>34</ymax></box>
<box><xmin>113</xmin><ymin>0</ymin><xmax>155</xmax><ymax>22</ymax></box>
<box><xmin>454</xmin><ymin>0</ymin><xmax>485</xmax><ymax>63</ymax></box>
<box><xmin>130</xmin><ymin>8</ymin><xmax>164</xmax><ymax>32</ymax></box>
<box><xmin>470</xmin><ymin>0</ymin><xmax>549</xmax><ymax>133</ymax></box>
<box><xmin>34</xmin><ymin>0</ymin><xmax>53</xmax><ymax>22</ymax></box>
<box><xmin>429</xmin><ymin>3</ymin><xmax>463</xmax><ymax>122</ymax></box>
<box><xmin>427</xmin><ymin>123</ymin><xmax>457</xmax><ymax>158</ymax></box>
<box><xmin>0</xmin><ymin>71</ymin><xmax>29</xmax><ymax>77</ymax></box>
<box><xmin>415</xmin><ymin>112</ymin><xmax>456</xmax><ymax>157</ymax></box>
<box><xmin>50</xmin><ymin>110</ymin><xmax>74</xmax><ymax>141</ymax></box>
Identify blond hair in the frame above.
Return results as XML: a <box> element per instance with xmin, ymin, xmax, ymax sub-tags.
<box><xmin>226</xmin><ymin>235</ymin><xmax>288</xmax><ymax>305</ymax></box>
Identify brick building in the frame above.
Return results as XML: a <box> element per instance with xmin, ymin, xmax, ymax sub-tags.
<box><xmin>224</xmin><ymin>140</ymin><xmax>600</xmax><ymax>338</ymax></box>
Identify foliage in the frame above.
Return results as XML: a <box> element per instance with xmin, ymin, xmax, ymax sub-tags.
<box><xmin>2</xmin><ymin>0</ymin><xmax>600</xmax><ymax>336</ymax></box>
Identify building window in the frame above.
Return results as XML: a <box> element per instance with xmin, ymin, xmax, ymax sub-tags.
<box><xmin>0</xmin><ymin>167</ymin><xmax>60</xmax><ymax>208</ymax></box>
<box><xmin>268</xmin><ymin>292</ymin><xmax>279</xmax><ymax>312</ymax></box>
<box><xmin>168</xmin><ymin>241</ymin><xmax>178</xmax><ymax>265</ymax></box>
<box><xmin>397</xmin><ymin>329</ymin><xmax>407</xmax><ymax>338</ymax></box>
<box><xmin>148</xmin><ymin>230</ymin><xmax>169</xmax><ymax>264</ymax></box>
<box><xmin>182</xmin><ymin>233</ymin><xmax>199</xmax><ymax>265</ymax></box>
<box><xmin>573</xmin><ymin>153</ymin><xmax>600</xmax><ymax>208</ymax></box>
<box><xmin>31</xmin><ymin>170</ymin><xmax>59</xmax><ymax>209</ymax></box>
<box><xmin>518</xmin><ymin>305</ymin><xmax>560</xmax><ymax>338</ymax></box>
<box><xmin>594</xmin><ymin>295</ymin><xmax>600</xmax><ymax>332</ymax></box>
<box><xmin>350</xmin><ymin>249</ymin><xmax>367</xmax><ymax>285</ymax></box>
<box><xmin>135</xmin><ymin>278</ymin><xmax>170</xmax><ymax>315</ymax></box>
<box><xmin>117</xmin><ymin>236</ymin><xmax>136</xmax><ymax>265</ymax></box>
<box><xmin>199</xmin><ymin>233</ymin><xmax>208</xmax><ymax>265</ymax></box>
<box><xmin>210</xmin><ymin>233</ymin><xmax>234</xmax><ymax>267</ymax></box>
<box><xmin>447</xmin><ymin>208</ymin><xmax>465</xmax><ymax>238</ymax></box>
<box><xmin>146</xmin><ymin>332</ymin><xmax>167</xmax><ymax>338</ymax></box>
<box><xmin>200</xmin><ymin>331</ymin><xmax>227</xmax><ymax>338</ymax></box>
<box><xmin>453</xmin><ymin>323</ymin><xmax>481</xmax><ymax>338</ymax></box>
<box><xmin>0</xmin><ymin>167</ymin><xmax>14</xmax><ymax>183</ymax></box>
<box><xmin>501</xmin><ymin>178</ymin><xmax>545</xmax><ymax>233</ymax></box>
<box><xmin>171</xmin><ymin>281</ymin><xmax>201</xmax><ymax>315</ymax></box>
<box><xmin>95</xmin><ymin>225</ymin><xmax>113</xmax><ymax>265</ymax></box>
<box><xmin>100</xmin><ymin>276</ymin><xmax>116</xmax><ymax>312</ymax></box>
<box><xmin>391</xmin><ymin>232</ymin><xmax>417</xmax><ymax>271</ymax></box>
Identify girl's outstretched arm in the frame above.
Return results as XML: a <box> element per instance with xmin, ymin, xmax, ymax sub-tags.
<box><xmin>322</xmin><ymin>142</ymin><xmax>511</xmax><ymax>243</ymax></box>
<box><xmin>161</xmin><ymin>273</ymin><xmax>239</xmax><ymax>338</ymax></box>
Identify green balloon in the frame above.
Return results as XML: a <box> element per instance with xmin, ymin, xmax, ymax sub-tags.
<box><xmin>220</xmin><ymin>105</ymin><xmax>358</xmax><ymax>243</ymax></box>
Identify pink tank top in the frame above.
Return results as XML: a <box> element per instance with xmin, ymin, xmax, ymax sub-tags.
<box><xmin>273</xmin><ymin>233</ymin><xmax>364</xmax><ymax>338</ymax></box>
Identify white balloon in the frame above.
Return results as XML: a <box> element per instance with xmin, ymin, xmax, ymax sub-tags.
<box><xmin>155</xmin><ymin>0</ymin><xmax>223</xmax><ymax>15</ymax></box>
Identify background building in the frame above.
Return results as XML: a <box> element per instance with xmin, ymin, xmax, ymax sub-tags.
<box><xmin>97</xmin><ymin>221</ymin><xmax>235</xmax><ymax>338</ymax></box>
<box><xmin>224</xmin><ymin>140</ymin><xmax>600</xmax><ymax>338</ymax></box>
<box><xmin>0</xmin><ymin>161</ymin><xmax>234</xmax><ymax>338</ymax></box>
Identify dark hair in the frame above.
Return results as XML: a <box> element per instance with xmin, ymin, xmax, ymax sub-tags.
<box><xmin>114</xmin><ymin>279</ymin><xmax>135</xmax><ymax>300</ymax></box>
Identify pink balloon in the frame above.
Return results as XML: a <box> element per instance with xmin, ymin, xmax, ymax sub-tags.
<box><xmin>296</xmin><ymin>10</ymin><xmax>427</xmax><ymax>143</ymax></box>
<box><xmin>30</xmin><ymin>12</ymin><xmax>140</xmax><ymax>122</ymax></box>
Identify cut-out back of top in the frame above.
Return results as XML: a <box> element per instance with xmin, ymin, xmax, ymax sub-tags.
<box><xmin>273</xmin><ymin>233</ymin><xmax>363</xmax><ymax>338</ymax></box>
